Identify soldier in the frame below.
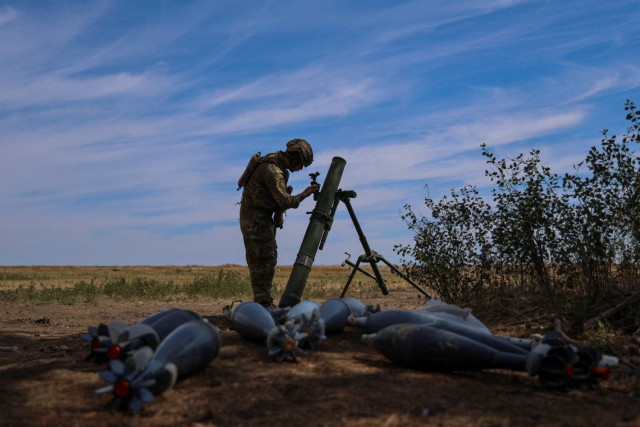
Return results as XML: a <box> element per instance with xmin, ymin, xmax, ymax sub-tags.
<box><xmin>238</xmin><ymin>139</ymin><xmax>320</xmax><ymax>308</ymax></box>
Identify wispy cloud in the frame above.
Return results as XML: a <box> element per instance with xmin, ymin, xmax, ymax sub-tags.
<box><xmin>360</xmin><ymin>0</ymin><xmax>538</xmax><ymax>53</ymax></box>
<box><xmin>563</xmin><ymin>65</ymin><xmax>640</xmax><ymax>104</ymax></box>
<box><xmin>192</xmin><ymin>66</ymin><xmax>329</xmax><ymax>110</ymax></box>
<box><xmin>329</xmin><ymin>108</ymin><xmax>587</xmax><ymax>187</ymax></box>
<box><xmin>0</xmin><ymin>70</ymin><xmax>176</xmax><ymax>107</ymax></box>
<box><xmin>0</xmin><ymin>5</ymin><xmax>18</xmax><ymax>26</ymax></box>
<box><xmin>196</xmin><ymin>78</ymin><xmax>381</xmax><ymax>135</ymax></box>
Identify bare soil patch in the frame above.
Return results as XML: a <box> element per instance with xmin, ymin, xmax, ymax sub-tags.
<box><xmin>1</xmin><ymin>280</ymin><xmax>639</xmax><ymax>426</ymax></box>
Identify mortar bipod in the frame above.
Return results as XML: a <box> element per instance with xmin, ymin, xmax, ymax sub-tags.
<box><xmin>335</xmin><ymin>190</ymin><xmax>432</xmax><ymax>299</ymax></box>
<box><xmin>342</xmin><ymin>252</ymin><xmax>378</xmax><ymax>282</ymax></box>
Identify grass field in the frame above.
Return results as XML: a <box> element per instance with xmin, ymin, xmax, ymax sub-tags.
<box><xmin>0</xmin><ymin>265</ymin><xmax>415</xmax><ymax>305</ymax></box>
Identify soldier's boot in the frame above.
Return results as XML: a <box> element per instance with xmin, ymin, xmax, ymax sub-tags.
<box><xmin>253</xmin><ymin>291</ymin><xmax>275</xmax><ymax>309</ymax></box>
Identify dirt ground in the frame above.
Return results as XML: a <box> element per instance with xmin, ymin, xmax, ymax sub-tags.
<box><xmin>1</xmin><ymin>290</ymin><xmax>639</xmax><ymax>427</ymax></box>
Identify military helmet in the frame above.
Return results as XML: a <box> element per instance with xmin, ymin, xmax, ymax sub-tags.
<box><xmin>286</xmin><ymin>138</ymin><xmax>313</xmax><ymax>167</ymax></box>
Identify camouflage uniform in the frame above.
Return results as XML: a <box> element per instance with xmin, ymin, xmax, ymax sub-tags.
<box><xmin>240</xmin><ymin>152</ymin><xmax>303</xmax><ymax>307</ymax></box>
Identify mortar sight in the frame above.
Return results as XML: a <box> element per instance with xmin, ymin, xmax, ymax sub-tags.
<box><xmin>309</xmin><ymin>172</ymin><xmax>320</xmax><ymax>201</ymax></box>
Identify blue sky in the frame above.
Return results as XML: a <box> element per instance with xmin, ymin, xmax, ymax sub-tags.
<box><xmin>1</xmin><ymin>0</ymin><xmax>640</xmax><ymax>266</ymax></box>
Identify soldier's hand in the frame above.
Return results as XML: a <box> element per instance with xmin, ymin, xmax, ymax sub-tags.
<box><xmin>300</xmin><ymin>183</ymin><xmax>320</xmax><ymax>199</ymax></box>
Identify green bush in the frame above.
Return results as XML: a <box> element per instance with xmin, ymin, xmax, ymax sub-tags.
<box><xmin>396</xmin><ymin>100</ymin><xmax>640</xmax><ymax>328</ymax></box>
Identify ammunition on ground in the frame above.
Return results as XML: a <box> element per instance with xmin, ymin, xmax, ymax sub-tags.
<box><xmin>350</xmin><ymin>309</ymin><xmax>528</xmax><ymax>355</ymax></box>
<box><xmin>83</xmin><ymin>309</ymin><xmax>202</xmax><ymax>362</ymax></box>
<box><xmin>341</xmin><ymin>296</ymin><xmax>380</xmax><ymax>316</ymax></box>
<box><xmin>231</xmin><ymin>301</ymin><xmax>307</xmax><ymax>363</ymax></box>
<box><xmin>286</xmin><ymin>300</ymin><xmax>321</xmax><ymax>320</ymax></box>
<box><xmin>286</xmin><ymin>300</ymin><xmax>326</xmax><ymax>350</ymax></box>
<box><xmin>279</xmin><ymin>157</ymin><xmax>347</xmax><ymax>308</ymax></box>
<box><xmin>424</xmin><ymin>299</ymin><xmax>537</xmax><ymax>351</ymax></box>
<box><xmin>423</xmin><ymin>299</ymin><xmax>490</xmax><ymax>333</ymax></box>
<box><xmin>266</xmin><ymin>306</ymin><xmax>291</xmax><ymax>326</ymax></box>
<box><xmin>366</xmin><ymin>325</ymin><xmax>617</xmax><ymax>390</ymax></box>
<box><xmin>364</xmin><ymin>323</ymin><xmax>528</xmax><ymax>372</ymax></box>
<box><xmin>96</xmin><ymin>318</ymin><xmax>220</xmax><ymax>413</ymax></box>
<box><xmin>82</xmin><ymin>320</ymin><xmax>129</xmax><ymax>362</ymax></box>
<box><xmin>319</xmin><ymin>297</ymin><xmax>379</xmax><ymax>334</ymax></box>
<box><xmin>525</xmin><ymin>331</ymin><xmax>616</xmax><ymax>390</ymax></box>
<box><xmin>319</xmin><ymin>299</ymin><xmax>351</xmax><ymax>334</ymax></box>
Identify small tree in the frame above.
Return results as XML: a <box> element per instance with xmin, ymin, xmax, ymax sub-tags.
<box><xmin>397</xmin><ymin>185</ymin><xmax>494</xmax><ymax>302</ymax></box>
<box><xmin>482</xmin><ymin>146</ymin><xmax>568</xmax><ymax>295</ymax></box>
<box><xmin>396</xmin><ymin>100</ymin><xmax>640</xmax><ymax>328</ymax></box>
<box><xmin>562</xmin><ymin>99</ymin><xmax>640</xmax><ymax>298</ymax></box>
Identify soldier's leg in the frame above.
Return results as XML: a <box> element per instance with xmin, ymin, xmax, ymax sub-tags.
<box><xmin>247</xmin><ymin>244</ymin><xmax>276</xmax><ymax>306</ymax></box>
<box><xmin>240</xmin><ymin>211</ymin><xmax>277</xmax><ymax>307</ymax></box>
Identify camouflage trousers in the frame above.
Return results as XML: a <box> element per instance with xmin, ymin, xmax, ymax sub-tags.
<box><xmin>239</xmin><ymin>205</ymin><xmax>277</xmax><ymax>307</ymax></box>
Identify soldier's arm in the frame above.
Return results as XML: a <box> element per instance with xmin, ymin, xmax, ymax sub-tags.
<box><xmin>264</xmin><ymin>165</ymin><xmax>302</xmax><ymax>210</ymax></box>
<box><xmin>264</xmin><ymin>165</ymin><xmax>319</xmax><ymax>210</ymax></box>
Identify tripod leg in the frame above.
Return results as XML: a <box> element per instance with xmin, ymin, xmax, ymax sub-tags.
<box><xmin>340</xmin><ymin>256</ymin><xmax>363</xmax><ymax>298</ymax></box>
<box><xmin>341</xmin><ymin>197</ymin><xmax>389</xmax><ymax>295</ymax></box>
<box><xmin>379</xmin><ymin>256</ymin><xmax>432</xmax><ymax>298</ymax></box>
<box><xmin>368</xmin><ymin>259</ymin><xmax>389</xmax><ymax>295</ymax></box>
<box><xmin>343</xmin><ymin>259</ymin><xmax>378</xmax><ymax>282</ymax></box>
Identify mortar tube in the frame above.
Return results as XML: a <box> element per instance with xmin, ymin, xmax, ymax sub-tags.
<box><xmin>279</xmin><ymin>156</ymin><xmax>347</xmax><ymax>308</ymax></box>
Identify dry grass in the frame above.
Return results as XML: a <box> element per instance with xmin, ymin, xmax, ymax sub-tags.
<box><xmin>0</xmin><ymin>265</ymin><xmax>418</xmax><ymax>304</ymax></box>
<box><xmin>0</xmin><ymin>265</ymin><xmax>244</xmax><ymax>289</ymax></box>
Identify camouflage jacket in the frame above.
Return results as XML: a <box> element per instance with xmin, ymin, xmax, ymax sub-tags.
<box><xmin>240</xmin><ymin>152</ymin><xmax>301</xmax><ymax>212</ymax></box>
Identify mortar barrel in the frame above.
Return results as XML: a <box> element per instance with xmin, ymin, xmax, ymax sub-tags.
<box><xmin>279</xmin><ymin>156</ymin><xmax>347</xmax><ymax>307</ymax></box>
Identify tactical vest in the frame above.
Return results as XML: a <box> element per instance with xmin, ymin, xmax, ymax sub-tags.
<box><xmin>238</xmin><ymin>152</ymin><xmax>290</xmax><ymax>211</ymax></box>
<box><xmin>238</xmin><ymin>152</ymin><xmax>290</xmax><ymax>189</ymax></box>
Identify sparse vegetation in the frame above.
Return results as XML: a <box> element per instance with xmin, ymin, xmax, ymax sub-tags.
<box><xmin>183</xmin><ymin>270</ymin><xmax>251</xmax><ymax>299</ymax></box>
<box><xmin>0</xmin><ymin>272</ymin><xmax>50</xmax><ymax>281</ymax></box>
<box><xmin>396</xmin><ymin>100</ymin><xmax>640</xmax><ymax>334</ymax></box>
<box><xmin>0</xmin><ymin>271</ymin><xmax>248</xmax><ymax>304</ymax></box>
<box><xmin>0</xmin><ymin>265</ymin><xmax>391</xmax><ymax>305</ymax></box>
